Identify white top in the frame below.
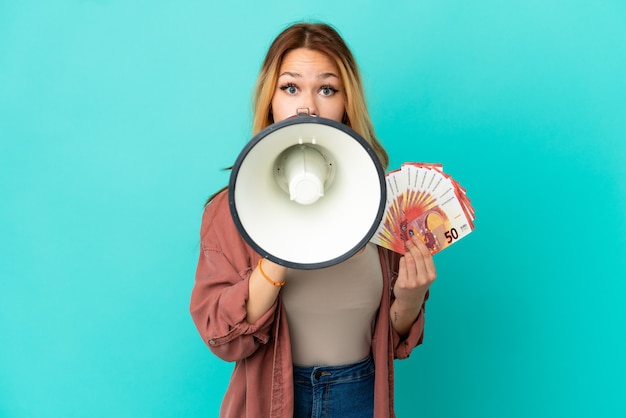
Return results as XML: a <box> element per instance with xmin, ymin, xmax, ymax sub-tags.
<box><xmin>281</xmin><ymin>243</ymin><xmax>383</xmax><ymax>366</ymax></box>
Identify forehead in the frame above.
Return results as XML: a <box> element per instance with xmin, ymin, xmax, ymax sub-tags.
<box><xmin>279</xmin><ymin>48</ymin><xmax>339</xmax><ymax>74</ymax></box>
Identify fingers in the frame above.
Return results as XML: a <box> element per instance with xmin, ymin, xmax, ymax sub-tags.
<box><xmin>405</xmin><ymin>235</ymin><xmax>436</xmax><ymax>284</ymax></box>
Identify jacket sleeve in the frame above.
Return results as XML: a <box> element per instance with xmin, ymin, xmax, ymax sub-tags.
<box><xmin>189</xmin><ymin>193</ymin><xmax>278</xmax><ymax>362</ymax></box>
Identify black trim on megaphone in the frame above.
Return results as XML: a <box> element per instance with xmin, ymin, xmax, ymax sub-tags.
<box><xmin>228</xmin><ymin>116</ymin><xmax>387</xmax><ymax>270</ymax></box>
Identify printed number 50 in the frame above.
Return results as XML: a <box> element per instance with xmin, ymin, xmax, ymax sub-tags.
<box><xmin>444</xmin><ymin>228</ymin><xmax>459</xmax><ymax>244</ymax></box>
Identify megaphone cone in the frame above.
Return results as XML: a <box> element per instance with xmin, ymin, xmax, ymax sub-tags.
<box><xmin>228</xmin><ymin>116</ymin><xmax>386</xmax><ymax>270</ymax></box>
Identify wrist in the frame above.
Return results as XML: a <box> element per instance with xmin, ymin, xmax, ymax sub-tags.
<box><xmin>258</xmin><ymin>258</ymin><xmax>287</xmax><ymax>287</ymax></box>
<box><xmin>392</xmin><ymin>293</ymin><xmax>426</xmax><ymax>313</ymax></box>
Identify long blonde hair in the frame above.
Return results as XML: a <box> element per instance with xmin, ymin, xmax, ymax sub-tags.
<box><xmin>207</xmin><ymin>23</ymin><xmax>387</xmax><ymax>204</ymax></box>
<box><xmin>252</xmin><ymin>22</ymin><xmax>388</xmax><ymax>169</ymax></box>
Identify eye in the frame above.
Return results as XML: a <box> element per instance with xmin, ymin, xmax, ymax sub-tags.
<box><xmin>320</xmin><ymin>85</ymin><xmax>339</xmax><ymax>97</ymax></box>
<box><xmin>280</xmin><ymin>83</ymin><xmax>298</xmax><ymax>95</ymax></box>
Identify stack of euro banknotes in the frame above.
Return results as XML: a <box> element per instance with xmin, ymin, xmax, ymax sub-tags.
<box><xmin>370</xmin><ymin>162</ymin><xmax>475</xmax><ymax>255</ymax></box>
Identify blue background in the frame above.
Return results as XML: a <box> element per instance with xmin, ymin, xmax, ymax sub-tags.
<box><xmin>1</xmin><ymin>1</ymin><xmax>625</xmax><ymax>417</ymax></box>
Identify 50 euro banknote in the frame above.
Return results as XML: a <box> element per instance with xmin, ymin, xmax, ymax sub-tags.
<box><xmin>370</xmin><ymin>162</ymin><xmax>475</xmax><ymax>255</ymax></box>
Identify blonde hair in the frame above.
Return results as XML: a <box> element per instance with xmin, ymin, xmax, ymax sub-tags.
<box><xmin>206</xmin><ymin>23</ymin><xmax>387</xmax><ymax>204</ymax></box>
<box><xmin>252</xmin><ymin>22</ymin><xmax>388</xmax><ymax>169</ymax></box>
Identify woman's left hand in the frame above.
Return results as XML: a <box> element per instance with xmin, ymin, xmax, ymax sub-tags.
<box><xmin>393</xmin><ymin>235</ymin><xmax>437</xmax><ymax>309</ymax></box>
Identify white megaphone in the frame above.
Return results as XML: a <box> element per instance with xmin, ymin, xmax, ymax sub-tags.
<box><xmin>228</xmin><ymin>115</ymin><xmax>386</xmax><ymax>270</ymax></box>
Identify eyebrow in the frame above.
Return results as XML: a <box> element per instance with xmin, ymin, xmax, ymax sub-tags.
<box><xmin>278</xmin><ymin>71</ymin><xmax>340</xmax><ymax>79</ymax></box>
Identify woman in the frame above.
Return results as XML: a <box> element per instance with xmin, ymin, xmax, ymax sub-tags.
<box><xmin>190</xmin><ymin>22</ymin><xmax>436</xmax><ymax>418</ymax></box>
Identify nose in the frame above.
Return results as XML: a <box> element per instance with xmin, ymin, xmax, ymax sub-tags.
<box><xmin>299</xmin><ymin>93</ymin><xmax>318</xmax><ymax>116</ymax></box>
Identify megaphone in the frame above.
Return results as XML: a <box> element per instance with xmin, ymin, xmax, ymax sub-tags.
<box><xmin>228</xmin><ymin>116</ymin><xmax>386</xmax><ymax>270</ymax></box>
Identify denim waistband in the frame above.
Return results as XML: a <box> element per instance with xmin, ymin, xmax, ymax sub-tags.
<box><xmin>293</xmin><ymin>355</ymin><xmax>375</xmax><ymax>385</ymax></box>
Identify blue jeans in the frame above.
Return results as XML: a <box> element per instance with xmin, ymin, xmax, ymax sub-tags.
<box><xmin>293</xmin><ymin>355</ymin><xmax>375</xmax><ymax>418</ymax></box>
